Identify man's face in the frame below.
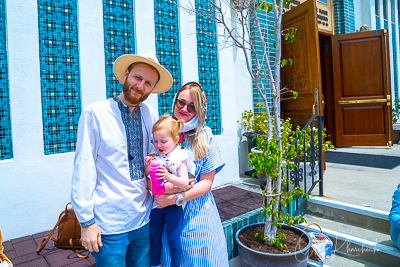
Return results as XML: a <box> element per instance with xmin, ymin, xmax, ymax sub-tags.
<box><xmin>122</xmin><ymin>63</ymin><xmax>159</xmax><ymax>105</ymax></box>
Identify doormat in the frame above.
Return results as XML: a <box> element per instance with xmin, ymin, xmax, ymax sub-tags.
<box><xmin>325</xmin><ymin>151</ymin><xmax>400</xmax><ymax>169</ymax></box>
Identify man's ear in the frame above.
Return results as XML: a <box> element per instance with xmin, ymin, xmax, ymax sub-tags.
<box><xmin>124</xmin><ymin>69</ymin><xmax>130</xmax><ymax>81</ymax></box>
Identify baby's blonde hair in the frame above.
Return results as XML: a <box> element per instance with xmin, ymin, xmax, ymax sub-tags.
<box><xmin>178</xmin><ymin>84</ymin><xmax>208</xmax><ymax>161</ymax></box>
<box><xmin>152</xmin><ymin>114</ymin><xmax>184</xmax><ymax>141</ymax></box>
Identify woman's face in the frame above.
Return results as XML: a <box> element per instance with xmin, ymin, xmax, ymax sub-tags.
<box><xmin>173</xmin><ymin>89</ymin><xmax>197</xmax><ymax>122</ymax></box>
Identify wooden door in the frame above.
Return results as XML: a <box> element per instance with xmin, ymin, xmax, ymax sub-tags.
<box><xmin>332</xmin><ymin>30</ymin><xmax>393</xmax><ymax>147</ymax></box>
<box><xmin>281</xmin><ymin>0</ymin><xmax>323</xmax><ymax>128</ymax></box>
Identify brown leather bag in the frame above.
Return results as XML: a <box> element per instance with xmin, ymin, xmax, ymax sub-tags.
<box><xmin>0</xmin><ymin>229</ymin><xmax>13</xmax><ymax>266</ymax></box>
<box><xmin>36</xmin><ymin>202</ymin><xmax>89</xmax><ymax>258</ymax></box>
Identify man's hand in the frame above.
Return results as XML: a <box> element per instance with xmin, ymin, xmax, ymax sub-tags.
<box><xmin>81</xmin><ymin>223</ymin><xmax>103</xmax><ymax>252</ymax></box>
<box><xmin>155</xmin><ymin>194</ymin><xmax>177</xmax><ymax>208</ymax></box>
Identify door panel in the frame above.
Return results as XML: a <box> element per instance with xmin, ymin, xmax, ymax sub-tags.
<box><xmin>342</xmin><ymin>106</ymin><xmax>385</xmax><ymax>135</ymax></box>
<box><xmin>340</xmin><ymin>38</ymin><xmax>384</xmax><ymax>97</ymax></box>
<box><xmin>281</xmin><ymin>0</ymin><xmax>322</xmax><ymax>128</ymax></box>
<box><xmin>332</xmin><ymin>29</ymin><xmax>392</xmax><ymax>146</ymax></box>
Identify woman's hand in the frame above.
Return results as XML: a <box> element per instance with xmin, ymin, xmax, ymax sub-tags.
<box><xmin>155</xmin><ymin>194</ymin><xmax>177</xmax><ymax>208</ymax></box>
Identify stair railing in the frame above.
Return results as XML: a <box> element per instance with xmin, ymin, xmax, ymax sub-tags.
<box><xmin>285</xmin><ymin>115</ymin><xmax>324</xmax><ymax>217</ymax></box>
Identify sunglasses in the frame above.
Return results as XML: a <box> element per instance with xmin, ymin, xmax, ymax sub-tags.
<box><xmin>175</xmin><ymin>99</ymin><xmax>196</xmax><ymax>113</ymax></box>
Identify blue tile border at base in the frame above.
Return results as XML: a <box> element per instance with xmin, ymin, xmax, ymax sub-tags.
<box><xmin>222</xmin><ymin>207</ymin><xmax>264</xmax><ymax>260</ymax></box>
<box><xmin>222</xmin><ymin>202</ymin><xmax>303</xmax><ymax>260</ymax></box>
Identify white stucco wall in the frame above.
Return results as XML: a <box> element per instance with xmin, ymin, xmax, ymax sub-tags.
<box><xmin>0</xmin><ymin>0</ymin><xmax>252</xmax><ymax>241</ymax></box>
<box><xmin>354</xmin><ymin>0</ymin><xmax>373</xmax><ymax>30</ymax></box>
<box><xmin>1</xmin><ymin>0</ymin><xmax>76</xmax><ymax>241</ymax></box>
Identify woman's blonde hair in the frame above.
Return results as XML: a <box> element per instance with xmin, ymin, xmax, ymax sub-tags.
<box><xmin>176</xmin><ymin>84</ymin><xmax>208</xmax><ymax>160</ymax></box>
<box><xmin>152</xmin><ymin>114</ymin><xmax>184</xmax><ymax>141</ymax></box>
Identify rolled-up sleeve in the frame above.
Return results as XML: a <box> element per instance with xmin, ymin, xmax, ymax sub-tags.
<box><xmin>71</xmin><ymin>109</ymin><xmax>100</xmax><ymax>227</ymax></box>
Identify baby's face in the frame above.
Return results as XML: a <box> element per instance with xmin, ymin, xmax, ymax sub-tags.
<box><xmin>153</xmin><ymin>129</ymin><xmax>178</xmax><ymax>155</ymax></box>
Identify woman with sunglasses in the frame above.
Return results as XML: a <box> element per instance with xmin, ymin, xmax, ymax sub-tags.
<box><xmin>154</xmin><ymin>82</ymin><xmax>229</xmax><ymax>267</ymax></box>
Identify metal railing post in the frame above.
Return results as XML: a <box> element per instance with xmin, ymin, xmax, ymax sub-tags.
<box><xmin>318</xmin><ymin>115</ymin><xmax>324</xmax><ymax>196</ymax></box>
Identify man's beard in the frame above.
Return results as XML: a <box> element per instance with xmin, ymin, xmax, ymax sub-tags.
<box><xmin>122</xmin><ymin>80</ymin><xmax>151</xmax><ymax>105</ymax></box>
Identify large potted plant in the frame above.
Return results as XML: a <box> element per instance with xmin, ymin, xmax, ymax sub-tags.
<box><xmin>239</xmin><ymin>103</ymin><xmax>268</xmax><ymax>153</ymax></box>
<box><xmin>237</xmin><ymin>115</ymin><xmax>312</xmax><ymax>266</ymax></box>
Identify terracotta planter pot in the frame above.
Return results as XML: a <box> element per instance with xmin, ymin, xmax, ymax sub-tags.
<box><xmin>235</xmin><ymin>223</ymin><xmax>311</xmax><ymax>267</ymax></box>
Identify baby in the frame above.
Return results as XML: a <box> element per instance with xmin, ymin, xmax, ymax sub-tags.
<box><xmin>145</xmin><ymin>114</ymin><xmax>195</xmax><ymax>267</ymax></box>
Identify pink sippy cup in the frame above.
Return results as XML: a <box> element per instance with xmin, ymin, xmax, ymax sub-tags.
<box><xmin>149</xmin><ymin>158</ymin><xmax>166</xmax><ymax>195</ymax></box>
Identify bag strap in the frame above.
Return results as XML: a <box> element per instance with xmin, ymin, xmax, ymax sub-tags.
<box><xmin>69</xmin><ymin>238</ymin><xmax>90</xmax><ymax>258</ymax></box>
<box><xmin>36</xmin><ymin>204</ymin><xmax>70</xmax><ymax>254</ymax></box>
<box><xmin>302</xmin><ymin>222</ymin><xmax>323</xmax><ymax>234</ymax></box>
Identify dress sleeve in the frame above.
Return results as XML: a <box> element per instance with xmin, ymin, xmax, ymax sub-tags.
<box><xmin>70</xmin><ymin>108</ymin><xmax>100</xmax><ymax>227</ymax></box>
<box><xmin>199</xmin><ymin>128</ymin><xmax>225</xmax><ymax>175</ymax></box>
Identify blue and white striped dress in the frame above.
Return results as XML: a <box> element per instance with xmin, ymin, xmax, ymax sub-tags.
<box><xmin>160</xmin><ymin>126</ymin><xmax>229</xmax><ymax>267</ymax></box>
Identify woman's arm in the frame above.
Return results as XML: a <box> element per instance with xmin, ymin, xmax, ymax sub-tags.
<box><xmin>155</xmin><ymin>170</ymin><xmax>215</xmax><ymax>208</ymax></box>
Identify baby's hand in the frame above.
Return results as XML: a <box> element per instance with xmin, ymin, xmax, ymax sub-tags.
<box><xmin>155</xmin><ymin>166</ymin><xmax>170</xmax><ymax>181</ymax></box>
<box><xmin>144</xmin><ymin>156</ymin><xmax>154</xmax><ymax>167</ymax></box>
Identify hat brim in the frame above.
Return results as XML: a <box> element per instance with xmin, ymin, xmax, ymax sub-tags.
<box><xmin>113</xmin><ymin>54</ymin><xmax>173</xmax><ymax>94</ymax></box>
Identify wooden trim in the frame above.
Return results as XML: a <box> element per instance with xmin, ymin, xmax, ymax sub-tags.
<box><xmin>318</xmin><ymin>29</ymin><xmax>333</xmax><ymax>35</ymax></box>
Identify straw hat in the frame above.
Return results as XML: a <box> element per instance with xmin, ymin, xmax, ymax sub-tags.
<box><xmin>113</xmin><ymin>50</ymin><xmax>173</xmax><ymax>94</ymax></box>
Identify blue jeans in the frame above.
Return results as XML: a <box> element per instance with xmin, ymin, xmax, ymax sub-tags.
<box><xmin>92</xmin><ymin>223</ymin><xmax>151</xmax><ymax>267</ymax></box>
<box><xmin>150</xmin><ymin>205</ymin><xmax>183</xmax><ymax>267</ymax></box>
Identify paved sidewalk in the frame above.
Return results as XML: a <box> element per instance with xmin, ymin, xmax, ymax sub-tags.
<box><xmin>322</xmin><ymin>144</ymin><xmax>400</xmax><ymax>211</ymax></box>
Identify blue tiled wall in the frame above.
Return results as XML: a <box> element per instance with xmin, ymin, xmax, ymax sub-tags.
<box><xmin>37</xmin><ymin>0</ymin><xmax>81</xmax><ymax>155</ymax></box>
<box><xmin>103</xmin><ymin>0</ymin><xmax>135</xmax><ymax>98</ymax></box>
<box><xmin>333</xmin><ymin>0</ymin><xmax>355</xmax><ymax>34</ymax></box>
<box><xmin>251</xmin><ymin>7</ymin><xmax>275</xmax><ymax>114</ymax></box>
<box><xmin>154</xmin><ymin>0</ymin><xmax>182</xmax><ymax>116</ymax></box>
<box><xmin>195</xmin><ymin>1</ymin><xmax>221</xmax><ymax>135</ymax></box>
<box><xmin>376</xmin><ymin>15</ymin><xmax>381</xmax><ymax>29</ymax></box>
<box><xmin>0</xmin><ymin>0</ymin><xmax>13</xmax><ymax>160</ymax></box>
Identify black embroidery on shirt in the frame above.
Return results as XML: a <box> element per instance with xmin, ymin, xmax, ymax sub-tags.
<box><xmin>114</xmin><ymin>96</ymin><xmax>144</xmax><ymax>181</ymax></box>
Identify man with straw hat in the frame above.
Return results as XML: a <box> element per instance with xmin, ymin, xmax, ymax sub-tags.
<box><xmin>71</xmin><ymin>51</ymin><xmax>172</xmax><ymax>266</ymax></box>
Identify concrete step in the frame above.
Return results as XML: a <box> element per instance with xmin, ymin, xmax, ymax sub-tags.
<box><xmin>230</xmin><ymin>252</ymin><xmax>366</xmax><ymax>267</ymax></box>
<box><xmin>305</xmin><ymin>196</ymin><xmax>390</xmax><ymax>234</ymax></box>
<box><xmin>300</xmin><ymin>214</ymin><xmax>400</xmax><ymax>266</ymax></box>
<box><xmin>308</xmin><ymin>253</ymin><xmax>367</xmax><ymax>267</ymax></box>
